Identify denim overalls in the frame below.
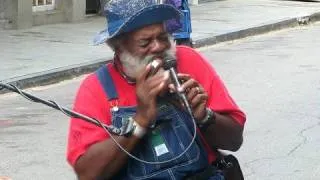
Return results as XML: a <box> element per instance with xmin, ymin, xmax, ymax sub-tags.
<box><xmin>96</xmin><ymin>65</ymin><xmax>223</xmax><ymax>180</ymax></box>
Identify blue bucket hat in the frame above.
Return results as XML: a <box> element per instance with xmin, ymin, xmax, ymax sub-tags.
<box><xmin>93</xmin><ymin>0</ymin><xmax>182</xmax><ymax>45</ymax></box>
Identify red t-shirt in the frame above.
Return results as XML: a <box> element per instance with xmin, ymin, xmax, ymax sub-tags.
<box><xmin>66</xmin><ymin>46</ymin><xmax>246</xmax><ymax>167</ymax></box>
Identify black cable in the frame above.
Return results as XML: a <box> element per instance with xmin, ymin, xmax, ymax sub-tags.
<box><xmin>0</xmin><ymin>81</ymin><xmax>198</xmax><ymax>164</ymax></box>
<box><xmin>0</xmin><ymin>81</ymin><xmax>4</xmax><ymax>91</ymax></box>
<box><xmin>0</xmin><ymin>82</ymin><xmax>115</xmax><ymax>133</ymax></box>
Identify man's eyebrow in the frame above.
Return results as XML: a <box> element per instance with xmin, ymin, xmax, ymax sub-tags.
<box><xmin>137</xmin><ymin>37</ymin><xmax>151</xmax><ymax>42</ymax></box>
<box><xmin>135</xmin><ymin>34</ymin><xmax>151</xmax><ymax>40</ymax></box>
<box><xmin>158</xmin><ymin>32</ymin><xmax>168</xmax><ymax>36</ymax></box>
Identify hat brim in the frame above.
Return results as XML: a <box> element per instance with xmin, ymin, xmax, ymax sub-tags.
<box><xmin>93</xmin><ymin>4</ymin><xmax>182</xmax><ymax>45</ymax></box>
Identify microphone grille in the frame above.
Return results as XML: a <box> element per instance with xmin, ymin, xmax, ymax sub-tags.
<box><xmin>163</xmin><ymin>54</ymin><xmax>177</xmax><ymax>70</ymax></box>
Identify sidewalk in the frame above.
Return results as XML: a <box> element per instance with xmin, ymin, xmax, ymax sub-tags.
<box><xmin>1</xmin><ymin>0</ymin><xmax>320</xmax><ymax>91</ymax></box>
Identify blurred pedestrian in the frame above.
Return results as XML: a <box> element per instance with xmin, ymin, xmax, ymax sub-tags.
<box><xmin>165</xmin><ymin>0</ymin><xmax>193</xmax><ymax>47</ymax></box>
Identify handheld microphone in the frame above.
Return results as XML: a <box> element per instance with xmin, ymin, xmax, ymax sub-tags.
<box><xmin>147</xmin><ymin>60</ymin><xmax>161</xmax><ymax>78</ymax></box>
<box><xmin>163</xmin><ymin>56</ymin><xmax>194</xmax><ymax>119</ymax></box>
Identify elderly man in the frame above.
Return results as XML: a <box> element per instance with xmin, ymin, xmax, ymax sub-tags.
<box><xmin>67</xmin><ymin>0</ymin><xmax>246</xmax><ymax>179</ymax></box>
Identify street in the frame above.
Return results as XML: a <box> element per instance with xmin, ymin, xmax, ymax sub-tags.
<box><xmin>1</xmin><ymin>23</ymin><xmax>320</xmax><ymax>180</ymax></box>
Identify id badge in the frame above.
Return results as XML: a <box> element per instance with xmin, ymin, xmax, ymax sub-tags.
<box><xmin>151</xmin><ymin>129</ymin><xmax>169</xmax><ymax>157</ymax></box>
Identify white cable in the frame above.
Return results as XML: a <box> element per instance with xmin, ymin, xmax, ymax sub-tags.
<box><xmin>100</xmin><ymin>113</ymin><xmax>198</xmax><ymax>165</ymax></box>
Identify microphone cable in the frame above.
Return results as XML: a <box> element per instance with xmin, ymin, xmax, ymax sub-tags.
<box><xmin>0</xmin><ymin>81</ymin><xmax>198</xmax><ymax>165</ymax></box>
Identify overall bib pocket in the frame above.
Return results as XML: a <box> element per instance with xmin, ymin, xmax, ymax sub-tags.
<box><xmin>110</xmin><ymin>104</ymin><xmax>208</xmax><ymax>179</ymax></box>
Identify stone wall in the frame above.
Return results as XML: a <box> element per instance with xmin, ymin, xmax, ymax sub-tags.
<box><xmin>0</xmin><ymin>0</ymin><xmax>86</xmax><ymax>29</ymax></box>
<box><xmin>0</xmin><ymin>0</ymin><xmax>14</xmax><ymax>29</ymax></box>
<box><xmin>0</xmin><ymin>0</ymin><xmax>5</xmax><ymax>19</ymax></box>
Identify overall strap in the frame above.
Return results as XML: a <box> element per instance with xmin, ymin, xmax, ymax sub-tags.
<box><xmin>95</xmin><ymin>65</ymin><xmax>118</xmax><ymax>101</ymax></box>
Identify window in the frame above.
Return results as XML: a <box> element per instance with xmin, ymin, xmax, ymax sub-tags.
<box><xmin>33</xmin><ymin>0</ymin><xmax>55</xmax><ymax>12</ymax></box>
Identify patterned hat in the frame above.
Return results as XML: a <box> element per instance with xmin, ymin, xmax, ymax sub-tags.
<box><xmin>93</xmin><ymin>0</ymin><xmax>182</xmax><ymax>45</ymax></box>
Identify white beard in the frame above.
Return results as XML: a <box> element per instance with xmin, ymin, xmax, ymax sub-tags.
<box><xmin>119</xmin><ymin>38</ymin><xmax>176</xmax><ymax>79</ymax></box>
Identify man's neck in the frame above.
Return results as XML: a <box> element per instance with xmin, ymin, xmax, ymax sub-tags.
<box><xmin>113</xmin><ymin>55</ymin><xmax>136</xmax><ymax>84</ymax></box>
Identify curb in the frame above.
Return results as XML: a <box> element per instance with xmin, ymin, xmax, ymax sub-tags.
<box><xmin>193</xmin><ymin>18</ymin><xmax>297</xmax><ymax>48</ymax></box>
<box><xmin>310</xmin><ymin>12</ymin><xmax>320</xmax><ymax>22</ymax></box>
<box><xmin>1</xmin><ymin>12</ymin><xmax>320</xmax><ymax>94</ymax></box>
<box><xmin>0</xmin><ymin>59</ymin><xmax>110</xmax><ymax>94</ymax></box>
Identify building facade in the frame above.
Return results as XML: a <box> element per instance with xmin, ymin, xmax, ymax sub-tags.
<box><xmin>0</xmin><ymin>0</ymin><xmax>199</xmax><ymax>30</ymax></box>
<box><xmin>0</xmin><ymin>0</ymin><xmax>95</xmax><ymax>29</ymax></box>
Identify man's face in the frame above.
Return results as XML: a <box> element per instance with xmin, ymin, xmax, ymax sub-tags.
<box><xmin>117</xmin><ymin>23</ymin><xmax>175</xmax><ymax>78</ymax></box>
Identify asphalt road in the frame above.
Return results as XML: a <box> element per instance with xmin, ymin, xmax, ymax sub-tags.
<box><xmin>1</xmin><ymin>23</ymin><xmax>320</xmax><ymax>180</ymax></box>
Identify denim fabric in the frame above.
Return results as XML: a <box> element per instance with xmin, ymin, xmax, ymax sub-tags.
<box><xmin>96</xmin><ymin>66</ymin><xmax>223</xmax><ymax>179</ymax></box>
<box><xmin>111</xmin><ymin>103</ymin><xmax>209</xmax><ymax>180</ymax></box>
<box><xmin>208</xmin><ymin>170</ymin><xmax>225</xmax><ymax>180</ymax></box>
<box><xmin>93</xmin><ymin>0</ymin><xmax>181</xmax><ymax>45</ymax></box>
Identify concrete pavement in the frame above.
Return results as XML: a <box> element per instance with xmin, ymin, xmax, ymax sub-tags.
<box><xmin>201</xmin><ymin>22</ymin><xmax>320</xmax><ymax>179</ymax></box>
<box><xmin>1</xmin><ymin>0</ymin><xmax>320</xmax><ymax>92</ymax></box>
<box><xmin>1</xmin><ymin>22</ymin><xmax>320</xmax><ymax>180</ymax></box>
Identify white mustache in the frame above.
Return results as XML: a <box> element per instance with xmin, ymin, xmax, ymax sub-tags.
<box><xmin>119</xmin><ymin>37</ymin><xmax>176</xmax><ymax>78</ymax></box>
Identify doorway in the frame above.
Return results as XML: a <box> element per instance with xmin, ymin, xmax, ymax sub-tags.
<box><xmin>86</xmin><ymin>0</ymin><xmax>100</xmax><ymax>14</ymax></box>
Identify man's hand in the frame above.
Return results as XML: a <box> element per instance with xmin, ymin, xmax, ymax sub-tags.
<box><xmin>168</xmin><ymin>73</ymin><xmax>244</xmax><ymax>151</ymax></box>
<box><xmin>169</xmin><ymin>73</ymin><xmax>208</xmax><ymax>122</ymax></box>
<box><xmin>135</xmin><ymin>63</ymin><xmax>170</xmax><ymax>128</ymax></box>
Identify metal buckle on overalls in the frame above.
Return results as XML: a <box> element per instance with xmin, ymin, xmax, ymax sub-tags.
<box><xmin>110</xmin><ymin>100</ymin><xmax>119</xmax><ymax>112</ymax></box>
<box><xmin>220</xmin><ymin>159</ymin><xmax>233</xmax><ymax>169</ymax></box>
<box><xmin>119</xmin><ymin>116</ymin><xmax>135</xmax><ymax>136</ymax></box>
<box><xmin>108</xmin><ymin>117</ymin><xmax>134</xmax><ymax>136</ymax></box>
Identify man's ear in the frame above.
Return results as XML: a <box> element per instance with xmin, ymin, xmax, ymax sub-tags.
<box><xmin>116</xmin><ymin>37</ymin><xmax>128</xmax><ymax>53</ymax></box>
<box><xmin>115</xmin><ymin>49</ymin><xmax>121</xmax><ymax>55</ymax></box>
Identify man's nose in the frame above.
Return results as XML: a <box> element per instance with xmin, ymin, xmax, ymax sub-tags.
<box><xmin>150</xmin><ymin>39</ymin><xmax>167</xmax><ymax>54</ymax></box>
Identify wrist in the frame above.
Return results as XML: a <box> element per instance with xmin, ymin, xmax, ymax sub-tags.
<box><xmin>133</xmin><ymin>113</ymin><xmax>150</xmax><ymax>129</ymax></box>
<box><xmin>130</xmin><ymin>117</ymin><xmax>147</xmax><ymax>138</ymax></box>
<box><xmin>197</xmin><ymin>108</ymin><xmax>216</xmax><ymax>131</ymax></box>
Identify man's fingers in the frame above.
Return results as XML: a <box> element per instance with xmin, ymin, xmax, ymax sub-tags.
<box><xmin>146</xmin><ymin>73</ymin><xmax>169</xmax><ymax>89</ymax></box>
<box><xmin>179</xmin><ymin>78</ymin><xmax>197</xmax><ymax>93</ymax></box>
<box><xmin>187</xmin><ymin>86</ymin><xmax>200</xmax><ymax>100</ymax></box>
<box><xmin>149</xmin><ymin>81</ymin><xmax>167</xmax><ymax>97</ymax></box>
<box><xmin>190</xmin><ymin>93</ymin><xmax>208</xmax><ymax>108</ymax></box>
<box><xmin>138</xmin><ymin>63</ymin><xmax>152</xmax><ymax>81</ymax></box>
<box><xmin>137</xmin><ymin>60</ymin><xmax>165</xmax><ymax>81</ymax></box>
<box><xmin>168</xmin><ymin>84</ymin><xmax>176</xmax><ymax>93</ymax></box>
<box><xmin>138</xmin><ymin>72</ymin><xmax>170</xmax><ymax>100</ymax></box>
<box><xmin>177</xmin><ymin>73</ymin><xmax>191</xmax><ymax>80</ymax></box>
